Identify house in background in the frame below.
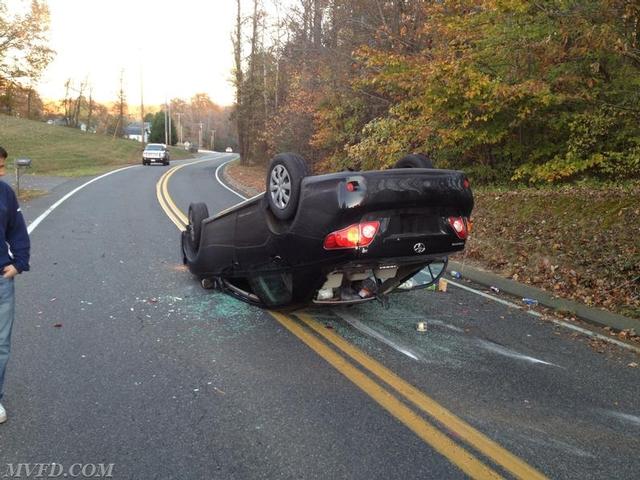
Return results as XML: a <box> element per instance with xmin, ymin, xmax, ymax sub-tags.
<box><xmin>124</xmin><ymin>122</ymin><xmax>151</xmax><ymax>142</ymax></box>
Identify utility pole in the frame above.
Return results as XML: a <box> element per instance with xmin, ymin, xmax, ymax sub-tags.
<box><xmin>27</xmin><ymin>88</ymin><xmax>32</xmax><ymax>119</ymax></box>
<box><xmin>164</xmin><ymin>100</ymin><xmax>168</xmax><ymax>145</ymax></box>
<box><xmin>198</xmin><ymin>122</ymin><xmax>203</xmax><ymax>148</ymax></box>
<box><xmin>87</xmin><ymin>87</ymin><xmax>93</xmax><ymax>134</ymax></box>
<box><xmin>176</xmin><ymin>113</ymin><xmax>183</xmax><ymax>144</ymax></box>
<box><xmin>210</xmin><ymin>130</ymin><xmax>215</xmax><ymax>151</ymax></box>
<box><xmin>168</xmin><ymin>101</ymin><xmax>172</xmax><ymax>145</ymax></box>
<box><xmin>140</xmin><ymin>65</ymin><xmax>145</xmax><ymax>144</ymax></box>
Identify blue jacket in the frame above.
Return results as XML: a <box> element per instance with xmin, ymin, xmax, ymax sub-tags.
<box><xmin>0</xmin><ymin>181</ymin><xmax>30</xmax><ymax>273</ymax></box>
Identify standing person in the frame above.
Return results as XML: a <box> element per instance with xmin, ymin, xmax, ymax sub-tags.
<box><xmin>0</xmin><ymin>146</ymin><xmax>30</xmax><ymax>424</ymax></box>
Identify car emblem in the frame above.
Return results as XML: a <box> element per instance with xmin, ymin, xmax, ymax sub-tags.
<box><xmin>413</xmin><ymin>242</ymin><xmax>426</xmax><ymax>254</ymax></box>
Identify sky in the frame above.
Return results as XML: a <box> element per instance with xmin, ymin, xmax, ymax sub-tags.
<box><xmin>34</xmin><ymin>0</ymin><xmax>238</xmax><ymax>107</ymax></box>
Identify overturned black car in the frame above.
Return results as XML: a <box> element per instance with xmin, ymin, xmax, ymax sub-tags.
<box><xmin>181</xmin><ymin>153</ymin><xmax>473</xmax><ymax>309</ymax></box>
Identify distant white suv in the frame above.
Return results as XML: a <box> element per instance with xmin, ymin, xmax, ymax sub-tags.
<box><xmin>142</xmin><ymin>143</ymin><xmax>170</xmax><ymax>166</ymax></box>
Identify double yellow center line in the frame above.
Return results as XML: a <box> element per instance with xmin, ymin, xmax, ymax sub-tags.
<box><xmin>273</xmin><ymin>313</ymin><xmax>548</xmax><ymax>480</ymax></box>
<box><xmin>156</xmin><ymin>161</ymin><xmax>548</xmax><ymax>480</ymax></box>
<box><xmin>156</xmin><ymin>160</ymin><xmax>214</xmax><ymax>231</ymax></box>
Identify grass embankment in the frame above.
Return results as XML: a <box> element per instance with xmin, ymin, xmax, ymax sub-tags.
<box><xmin>466</xmin><ymin>185</ymin><xmax>639</xmax><ymax>320</ymax></box>
<box><xmin>227</xmin><ymin>160</ymin><xmax>639</xmax><ymax>320</ymax></box>
<box><xmin>0</xmin><ymin>115</ymin><xmax>192</xmax><ymax>176</ymax></box>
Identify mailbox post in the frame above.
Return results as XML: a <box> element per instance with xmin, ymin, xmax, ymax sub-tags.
<box><xmin>15</xmin><ymin>158</ymin><xmax>32</xmax><ymax>196</ymax></box>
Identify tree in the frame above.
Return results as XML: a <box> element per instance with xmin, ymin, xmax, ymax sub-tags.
<box><xmin>149</xmin><ymin>111</ymin><xmax>177</xmax><ymax>145</ymax></box>
<box><xmin>86</xmin><ymin>87</ymin><xmax>93</xmax><ymax>132</ymax></box>
<box><xmin>0</xmin><ymin>0</ymin><xmax>54</xmax><ymax>93</ymax></box>
<box><xmin>233</xmin><ymin>0</ymin><xmax>246</xmax><ymax>163</ymax></box>
<box><xmin>344</xmin><ymin>0</ymin><xmax>640</xmax><ymax>182</ymax></box>
<box><xmin>244</xmin><ymin>0</ymin><xmax>262</xmax><ymax>163</ymax></box>
<box><xmin>114</xmin><ymin>70</ymin><xmax>127</xmax><ymax>138</ymax></box>
<box><xmin>231</xmin><ymin>0</ymin><xmax>429</xmax><ymax>168</ymax></box>
<box><xmin>70</xmin><ymin>78</ymin><xmax>87</xmax><ymax>128</ymax></box>
<box><xmin>0</xmin><ymin>84</ymin><xmax>44</xmax><ymax>118</ymax></box>
<box><xmin>235</xmin><ymin>0</ymin><xmax>640</xmax><ymax>183</ymax></box>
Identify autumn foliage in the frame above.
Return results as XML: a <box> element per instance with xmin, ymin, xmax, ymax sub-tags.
<box><xmin>0</xmin><ymin>0</ymin><xmax>54</xmax><ymax>118</ymax></box>
<box><xmin>234</xmin><ymin>0</ymin><xmax>640</xmax><ymax>184</ymax></box>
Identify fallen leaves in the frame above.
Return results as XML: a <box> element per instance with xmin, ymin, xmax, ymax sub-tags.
<box><xmin>226</xmin><ymin>163</ymin><xmax>266</xmax><ymax>192</ymax></box>
<box><xmin>617</xmin><ymin>329</ymin><xmax>639</xmax><ymax>343</ymax></box>
<box><xmin>463</xmin><ymin>185</ymin><xmax>640</xmax><ymax>319</ymax></box>
<box><xmin>588</xmin><ymin>338</ymin><xmax>607</xmax><ymax>353</ymax></box>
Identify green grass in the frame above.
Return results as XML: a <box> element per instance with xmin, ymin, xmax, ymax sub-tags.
<box><xmin>0</xmin><ymin>115</ymin><xmax>192</xmax><ymax>176</ymax></box>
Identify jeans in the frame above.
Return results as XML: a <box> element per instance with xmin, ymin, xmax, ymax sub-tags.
<box><xmin>0</xmin><ymin>276</ymin><xmax>15</xmax><ymax>402</ymax></box>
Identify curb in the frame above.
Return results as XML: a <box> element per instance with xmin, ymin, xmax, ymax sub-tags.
<box><xmin>449</xmin><ymin>260</ymin><xmax>640</xmax><ymax>332</ymax></box>
<box><xmin>220</xmin><ymin>159</ymin><xmax>261</xmax><ymax>199</ymax></box>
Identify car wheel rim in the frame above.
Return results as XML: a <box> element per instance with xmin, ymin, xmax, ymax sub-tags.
<box><xmin>270</xmin><ymin>165</ymin><xmax>291</xmax><ymax>210</ymax></box>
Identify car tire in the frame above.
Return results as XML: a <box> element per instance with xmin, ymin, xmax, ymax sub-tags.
<box><xmin>188</xmin><ymin>202</ymin><xmax>209</xmax><ymax>250</ymax></box>
<box><xmin>394</xmin><ymin>153</ymin><xmax>434</xmax><ymax>169</ymax></box>
<box><xmin>266</xmin><ymin>153</ymin><xmax>309</xmax><ymax>220</ymax></box>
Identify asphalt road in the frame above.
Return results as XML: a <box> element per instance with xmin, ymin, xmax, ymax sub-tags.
<box><xmin>0</xmin><ymin>152</ymin><xmax>638</xmax><ymax>479</ymax></box>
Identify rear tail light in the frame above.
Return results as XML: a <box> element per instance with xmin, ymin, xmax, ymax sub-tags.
<box><xmin>323</xmin><ymin>221</ymin><xmax>380</xmax><ymax>250</ymax></box>
<box><xmin>448</xmin><ymin>216</ymin><xmax>469</xmax><ymax>240</ymax></box>
<box><xmin>463</xmin><ymin>177</ymin><xmax>471</xmax><ymax>189</ymax></box>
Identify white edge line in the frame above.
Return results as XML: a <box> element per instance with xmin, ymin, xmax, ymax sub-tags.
<box><xmin>447</xmin><ymin>279</ymin><xmax>541</xmax><ymax>316</ymax></box>
<box><xmin>447</xmin><ymin>280</ymin><xmax>640</xmax><ymax>354</ymax></box>
<box><xmin>547</xmin><ymin>319</ymin><xmax>640</xmax><ymax>354</ymax></box>
<box><xmin>214</xmin><ymin>158</ymin><xmax>249</xmax><ymax>200</ymax></box>
<box><xmin>27</xmin><ymin>165</ymin><xmax>138</xmax><ymax>234</ymax></box>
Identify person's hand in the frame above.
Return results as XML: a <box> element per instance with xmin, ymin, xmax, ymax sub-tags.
<box><xmin>2</xmin><ymin>265</ymin><xmax>18</xmax><ymax>279</ymax></box>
